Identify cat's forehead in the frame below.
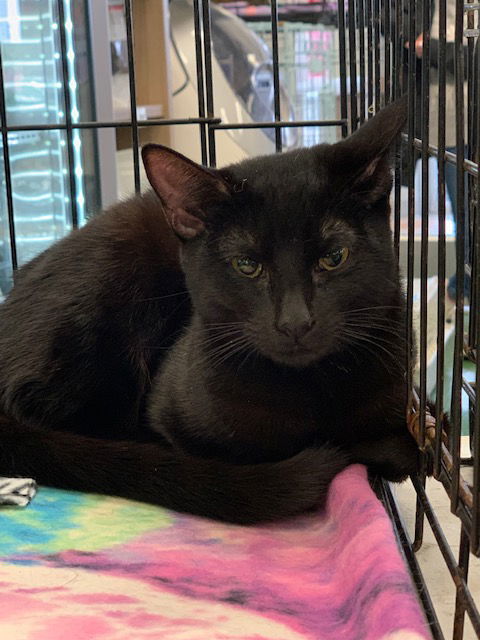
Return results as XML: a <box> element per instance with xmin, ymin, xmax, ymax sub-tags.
<box><xmin>222</xmin><ymin>149</ymin><xmax>331</xmax><ymax>231</ymax></box>
<box><xmin>225</xmin><ymin>146</ymin><xmax>328</xmax><ymax>193</ymax></box>
<box><xmin>217</xmin><ymin>146</ymin><xmax>359</xmax><ymax>252</ymax></box>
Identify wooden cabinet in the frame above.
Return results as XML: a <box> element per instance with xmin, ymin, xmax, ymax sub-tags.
<box><xmin>117</xmin><ymin>0</ymin><xmax>172</xmax><ymax>149</ymax></box>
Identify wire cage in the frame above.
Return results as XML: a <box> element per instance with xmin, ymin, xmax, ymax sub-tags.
<box><xmin>248</xmin><ymin>20</ymin><xmax>341</xmax><ymax>146</ymax></box>
<box><xmin>0</xmin><ymin>0</ymin><xmax>479</xmax><ymax>638</ymax></box>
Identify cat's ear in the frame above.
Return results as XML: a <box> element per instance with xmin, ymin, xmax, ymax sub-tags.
<box><xmin>142</xmin><ymin>144</ymin><xmax>231</xmax><ymax>240</ymax></box>
<box><xmin>328</xmin><ymin>96</ymin><xmax>407</xmax><ymax>205</ymax></box>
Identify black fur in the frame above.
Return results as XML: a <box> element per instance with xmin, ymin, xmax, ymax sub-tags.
<box><xmin>0</xmin><ymin>98</ymin><xmax>418</xmax><ymax>523</ymax></box>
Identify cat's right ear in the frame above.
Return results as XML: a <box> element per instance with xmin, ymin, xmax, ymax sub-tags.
<box><xmin>142</xmin><ymin>144</ymin><xmax>231</xmax><ymax>240</ymax></box>
<box><xmin>327</xmin><ymin>96</ymin><xmax>408</xmax><ymax>205</ymax></box>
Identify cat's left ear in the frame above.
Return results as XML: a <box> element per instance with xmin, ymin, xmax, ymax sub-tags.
<box><xmin>142</xmin><ymin>144</ymin><xmax>231</xmax><ymax>240</ymax></box>
<box><xmin>328</xmin><ymin>96</ymin><xmax>407</xmax><ymax>205</ymax></box>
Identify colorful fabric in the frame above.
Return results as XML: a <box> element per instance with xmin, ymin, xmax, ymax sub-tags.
<box><xmin>0</xmin><ymin>464</ymin><xmax>431</xmax><ymax>640</ymax></box>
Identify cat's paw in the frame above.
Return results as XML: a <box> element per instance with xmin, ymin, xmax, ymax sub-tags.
<box><xmin>349</xmin><ymin>431</ymin><xmax>420</xmax><ymax>481</ymax></box>
<box><xmin>0</xmin><ymin>477</ymin><xmax>37</xmax><ymax>506</ymax></box>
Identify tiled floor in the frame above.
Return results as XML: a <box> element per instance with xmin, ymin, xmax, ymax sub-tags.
<box><xmin>394</xmin><ymin>439</ymin><xmax>480</xmax><ymax>639</ymax></box>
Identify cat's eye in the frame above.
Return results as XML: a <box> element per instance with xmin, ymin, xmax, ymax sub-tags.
<box><xmin>317</xmin><ymin>248</ymin><xmax>349</xmax><ymax>271</ymax></box>
<box><xmin>231</xmin><ymin>257</ymin><xmax>263</xmax><ymax>278</ymax></box>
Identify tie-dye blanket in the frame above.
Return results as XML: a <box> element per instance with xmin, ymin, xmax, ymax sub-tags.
<box><xmin>0</xmin><ymin>464</ymin><xmax>431</xmax><ymax>640</ymax></box>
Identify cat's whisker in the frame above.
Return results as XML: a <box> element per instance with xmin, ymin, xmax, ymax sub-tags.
<box><xmin>205</xmin><ymin>334</ymin><xmax>252</xmax><ymax>357</ymax></box>
<box><xmin>343</xmin><ymin>305</ymin><xmax>402</xmax><ymax>314</ymax></box>
<box><xmin>211</xmin><ymin>348</ymin><xmax>252</xmax><ymax>371</ymax></box>
<box><xmin>188</xmin><ymin>334</ymin><xmax>252</xmax><ymax>371</ymax></box>
<box><xmin>342</xmin><ymin>328</ymin><xmax>401</xmax><ymax>360</ymax></box>
<box><xmin>208</xmin><ymin>338</ymin><xmax>254</xmax><ymax>371</ymax></box>
<box><xmin>341</xmin><ymin>310</ymin><xmax>405</xmax><ymax>323</ymax></box>
<box><xmin>341</xmin><ymin>338</ymin><xmax>397</xmax><ymax>376</ymax></box>
<box><xmin>342</xmin><ymin>311</ymin><xmax>405</xmax><ymax>323</ymax></box>
<box><xmin>144</xmin><ymin>345</ymin><xmax>171</xmax><ymax>351</ymax></box>
<box><xmin>135</xmin><ymin>291</ymin><xmax>190</xmax><ymax>303</ymax></box>
<box><xmin>344</xmin><ymin>330</ymin><xmax>407</xmax><ymax>350</ymax></box>
<box><xmin>195</xmin><ymin>322</ymin><xmax>246</xmax><ymax>337</ymax></box>
<box><xmin>345</xmin><ymin>318</ymin><xmax>403</xmax><ymax>332</ymax></box>
<box><xmin>205</xmin><ymin>321</ymin><xmax>245</xmax><ymax>328</ymax></box>
<box><xmin>342</xmin><ymin>321</ymin><xmax>408</xmax><ymax>342</ymax></box>
<box><xmin>195</xmin><ymin>330</ymin><xmax>246</xmax><ymax>351</ymax></box>
<box><xmin>235</xmin><ymin>346</ymin><xmax>257</xmax><ymax>376</ymax></box>
<box><xmin>195</xmin><ymin>330</ymin><xmax>245</xmax><ymax>344</ymax></box>
<box><xmin>340</xmin><ymin>329</ymin><xmax>400</xmax><ymax>375</ymax></box>
<box><xmin>341</xmin><ymin>315</ymin><xmax>406</xmax><ymax>330</ymax></box>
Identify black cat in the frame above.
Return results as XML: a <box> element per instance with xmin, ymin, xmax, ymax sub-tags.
<box><xmin>0</xmin><ymin>98</ymin><xmax>418</xmax><ymax>523</ymax></box>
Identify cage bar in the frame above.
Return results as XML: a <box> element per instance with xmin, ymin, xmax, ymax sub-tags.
<box><xmin>123</xmin><ymin>0</ymin><xmax>141</xmax><ymax>193</ymax></box>
<box><xmin>347</xmin><ymin>0</ymin><xmax>358</xmax><ymax>131</ymax></box>
<box><xmin>434</xmin><ymin>0</ymin><xmax>447</xmax><ymax>479</ymax></box>
<box><xmin>450</xmin><ymin>0</ymin><xmax>467</xmax><ymax>515</ymax></box>
<box><xmin>56</xmin><ymin>0</ymin><xmax>79</xmax><ymax>227</ymax></box>
<box><xmin>200</xmin><ymin>0</ymin><xmax>217</xmax><ymax>166</ymax></box>
<box><xmin>269</xmin><ymin>0</ymin><xmax>282</xmax><ymax>152</ymax></box>
<box><xmin>337</xmin><ymin>0</ymin><xmax>349</xmax><ymax>136</ymax></box>
<box><xmin>192</xmin><ymin>0</ymin><xmax>208</xmax><ymax>166</ymax></box>
<box><xmin>0</xmin><ymin>45</ymin><xmax>17</xmax><ymax>272</ymax></box>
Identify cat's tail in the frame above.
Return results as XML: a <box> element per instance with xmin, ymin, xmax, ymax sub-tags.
<box><xmin>0</xmin><ymin>415</ymin><xmax>350</xmax><ymax>524</ymax></box>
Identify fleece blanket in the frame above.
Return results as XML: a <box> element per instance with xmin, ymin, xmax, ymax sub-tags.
<box><xmin>0</xmin><ymin>465</ymin><xmax>431</xmax><ymax>640</ymax></box>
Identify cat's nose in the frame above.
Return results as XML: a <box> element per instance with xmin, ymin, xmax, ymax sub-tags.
<box><xmin>276</xmin><ymin>317</ymin><xmax>315</xmax><ymax>340</ymax></box>
<box><xmin>276</xmin><ymin>290</ymin><xmax>315</xmax><ymax>340</ymax></box>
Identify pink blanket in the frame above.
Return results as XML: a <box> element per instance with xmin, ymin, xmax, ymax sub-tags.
<box><xmin>0</xmin><ymin>464</ymin><xmax>431</xmax><ymax>640</ymax></box>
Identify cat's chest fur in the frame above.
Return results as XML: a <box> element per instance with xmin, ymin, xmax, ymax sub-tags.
<box><xmin>148</xmin><ymin>319</ymin><xmax>404</xmax><ymax>463</ymax></box>
<box><xmin>150</xmin><ymin>342</ymin><xmax>317</xmax><ymax>461</ymax></box>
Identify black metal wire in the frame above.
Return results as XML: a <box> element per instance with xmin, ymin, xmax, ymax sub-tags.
<box><xmin>123</xmin><ymin>0</ymin><xmax>141</xmax><ymax>193</ymax></box>
<box><xmin>383</xmin><ymin>0</ymin><xmax>391</xmax><ymax>104</ymax></box>
<box><xmin>347</xmin><ymin>0</ymin><xmax>358</xmax><ymax>131</ymax></box>
<box><xmin>212</xmin><ymin>119</ymin><xmax>346</xmax><ymax>130</ymax></box>
<box><xmin>419</xmin><ymin>0</ymin><xmax>431</xmax><ymax>452</ymax></box>
<box><xmin>434</xmin><ymin>0</ymin><xmax>447</xmax><ymax>479</ymax></box>
<box><xmin>0</xmin><ymin>43</ymin><xmax>17</xmax><ymax>271</ymax></box>
<box><xmin>411</xmin><ymin>476</ymin><xmax>480</xmax><ymax>636</ymax></box>
<box><xmin>366</xmin><ymin>0</ymin><xmax>373</xmax><ymax>115</ymax></box>
<box><xmin>200</xmin><ymin>0</ymin><xmax>217</xmax><ymax>166</ymax></box>
<box><xmin>473</xmin><ymin>29</ymin><xmax>480</xmax><ymax>561</ymax></box>
<box><xmin>407</xmin><ymin>136</ymin><xmax>479</xmax><ymax>176</ymax></box>
<box><xmin>56</xmin><ymin>0</ymin><xmax>79</xmax><ymax>228</ymax></box>
<box><xmin>392</xmin><ymin>0</ymin><xmax>402</xmax><ymax>259</ymax></box>
<box><xmin>377</xmin><ymin>479</ymin><xmax>446</xmax><ymax>640</ymax></box>
<box><xmin>358</xmin><ymin>0</ymin><xmax>366</xmax><ymax>124</ymax></box>
<box><xmin>3</xmin><ymin>118</ymin><xmax>221</xmax><ymax>131</ymax></box>
<box><xmin>405</xmin><ymin>0</ymin><xmax>416</xmax><ymax>414</ymax></box>
<box><xmin>450</xmin><ymin>0</ymin><xmax>467</xmax><ymax>515</ymax></box>
<box><xmin>453</xmin><ymin>525</ymin><xmax>471</xmax><ymax>638</ymax></box>
<box><xmin>192</xmin><ymin>0</ymin><xmax>208</xmax><ymax>165</ymax></box>
<box><xmin>373</xmin><ymin>0</ymin><xmax>381</xmax><ymax>110</ymax></box>
<box><xmin>337</xmin><ymin>0</ymin><xmax>349</xmax><ymax>136</ymax></box>
<box><xmin>270</xmin><ymin>0</ymin><xmax>283</xmax><ymax>152</ymax></box>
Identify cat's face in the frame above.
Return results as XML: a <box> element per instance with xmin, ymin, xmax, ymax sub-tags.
<box><xmin>180</xmin><ymin>151</ymin><xmax>398</xmax><ymax>367</ymax></box>
<box><xmin>142</xmin><ymin>99</ymin><xmax>407</xmax><ymax>368</ymax></box>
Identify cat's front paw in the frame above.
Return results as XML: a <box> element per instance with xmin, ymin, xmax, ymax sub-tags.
<box><xmin>0</xmin><ymin>477</ymin><xmax>37</xmax><ymax>506</ymax></box>
<box><xmin>349</xmin><ymin>431</ymin><xmax>420</xmax><ymax>481</ymax></box>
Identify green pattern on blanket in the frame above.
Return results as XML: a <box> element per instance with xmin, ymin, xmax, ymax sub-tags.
<box><xmin>0</xmin><ymin>487</ymin><xmax>171</xmax><ymax>555</ymax></box>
